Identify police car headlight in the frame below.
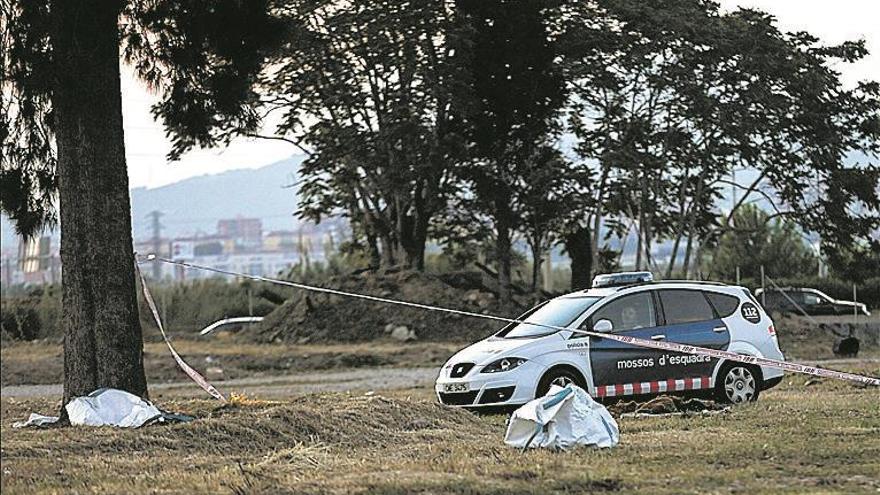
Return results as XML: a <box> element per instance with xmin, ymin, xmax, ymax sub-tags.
<box><xmin>482</xmin><ymin>357</ymin><xmax>527</xmax><ymax>373</ymax></box>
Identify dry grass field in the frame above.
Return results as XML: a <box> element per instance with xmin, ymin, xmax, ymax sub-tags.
<box><xmin>2</xmin><ymin>361</ymin><xmax>878</xmax><ymax>494</ymax></box>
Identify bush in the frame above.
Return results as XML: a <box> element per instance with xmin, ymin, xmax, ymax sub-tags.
<box><xmin>0</xmin><ymin>285</ymin><xmax>61</xmax><ymax>341</ymax></box>
<box><xmin>0</xmin><ymin>299</ymin><xmax>42</xmax><ymax>340</ymax></box>
<box><xmin>1</xmin><ymin>279</ymin><xmax>293</xmax><ymax>340</ymax></box>
<box><xmin>139</xmin><ymin>278</ymin><xmax>294</xmax><ymax>334</ymax></box>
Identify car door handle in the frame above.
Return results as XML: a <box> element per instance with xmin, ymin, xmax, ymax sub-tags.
<box><xmin>713</xmin><ymin>326</ymin><xmax>727</xmax><ymax>333</ymax></box>
<box><xmin>651</xmin><ymin>334</ymin><xmax>666</xmax><ymax>340</ymax></box>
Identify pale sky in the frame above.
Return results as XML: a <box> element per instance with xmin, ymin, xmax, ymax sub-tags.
<box><xmin>121</xmin><ymin>0</ymin><xmax>880</xmax><ymax>190</ymax></box>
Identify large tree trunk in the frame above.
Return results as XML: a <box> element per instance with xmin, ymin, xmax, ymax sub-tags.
<box><xmin>405</xmin><ymin>181</ymin><xmax>431</xmax><ymax>272</ymax></box>
<box><xmin>495</xmin><ymin>199</ymin><xmax>513</xmax><ymax>304</ymax></box>
<box><xmin>590</xmin><ymin>162</ymin><xmax>611</xmax><ymax>277</ymax></box>
<box><xmin>529</xmin><ymin>239</ymin><xmax>542</xmax><ymax>293</ymax></box>
<box><xmin>53</xmin><ymin>0</ymin><xmax>148</xmax><ymax>408</ymax></box>
<box><xmin>406</xmin><ymin>213</ymin><xmax>429</xmax><ymax>271</ymax></box>
<box><xmin>379</xmin><ymin>234</ymin><xmax>396</xmax><ymax>268</ymax></box>
<box><xmin>665</xmin><ymin>171</ymin><xmax>691</xmax><ymax>278</ymax></box>
<box><xmin>365</xmin><ymin>230</ymin><xmax>381</xmax><ymax>269</ymax></box>
<box><xmin>565</xmin><ymin>226</ymin><xmax>592</xmax><ymax>290</ymax></box>
<box><xmin>682</xmin><ymin>179</ymin><xmax>706</xmax><ymax>280</ymax></box>
<box><xmin>397</xmin><ymin>196</ymin><xmax>429</xmax><ymax>271</ymax></box>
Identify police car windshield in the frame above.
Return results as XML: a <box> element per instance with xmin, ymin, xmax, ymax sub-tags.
<box><xmin>499</xmin><ymin>297</ymin><xmax>602</xmax><ymax>338</ymax></box>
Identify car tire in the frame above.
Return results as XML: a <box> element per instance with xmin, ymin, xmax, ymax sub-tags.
<box><xmin>536</xmin><ymin>367</ymin><xmax>586</xmax><ymax>398</ymax></box>
<box><xmin>715</xmin><ymin>362</ymin><xmax>761</xmax><ymax>404</ymax></box>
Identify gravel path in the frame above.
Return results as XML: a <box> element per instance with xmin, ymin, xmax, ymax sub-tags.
<box><xmin>0</xmin><ymin>366</ymin><xmax>441</xmax><ymax>399</ymax></box>
<box><xmin>3</xmin><ymin>357</ymin><xmax>876</xmax><ymax>399</ymax></box>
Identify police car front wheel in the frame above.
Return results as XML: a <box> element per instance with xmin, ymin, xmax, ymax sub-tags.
<box><xmin>536</xmin><ymin>367</ymin><xmax>586</xmax><ymax>398</ymax></box>
<box><xmin>716</xmin><ymin>363</ymin><xmax>761</xmax><ymax>404</ymax></box>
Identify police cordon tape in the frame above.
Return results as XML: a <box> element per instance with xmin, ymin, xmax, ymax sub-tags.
<box><xmin>141</xmin><ymin>255</ymin><xmax>880</xmax><ymax>389</ymax></box>
<box><xmin>135</xmin><ymin>261</ymin><xmax>228</xmax><ymax>402</ymax></box>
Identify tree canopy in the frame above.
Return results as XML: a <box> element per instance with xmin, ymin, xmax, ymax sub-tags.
<box><xmin>1</xmin><ymin>0</ymin><xmax>284</xmax><ymax>410</ymax></box>
<box><xmin>4</xmin><ymin>0</ymin><xmax>878</xmax><ymax>307</ymax></box>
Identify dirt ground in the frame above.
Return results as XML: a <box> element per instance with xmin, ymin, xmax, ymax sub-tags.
<box><xmin>2</xmin><ymin>311</ymin><xmax>879</xmax><ymax>493</ymax></box>
<box><xmin>0</xmin><ymin>335</ymin><xmax>464</xmax><ymax>387</ymax></box>
<box><xmin>4</xmin><ymin>311</ymin><xmax>876</xmax><ymax>389</ymax></box>
<box><xmin>2</xmin><ymin>362</ymin><xmax>878</xmax><ymax>494</ymax></box>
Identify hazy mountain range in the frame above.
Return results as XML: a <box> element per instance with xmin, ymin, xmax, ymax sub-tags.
<box><xmin>1</xmin><ymin>155</ymin><xmax>306</xmax><ymax>253</ymax></box>
<box><xmin>129</xmin><ymin>155</ymin><xmax>305</xmax><ymax>240</ymax></box>
<box><xmin>2</xmin><ymin>151</ymin><xmax>874</xmax><ymax>257</ymax></box>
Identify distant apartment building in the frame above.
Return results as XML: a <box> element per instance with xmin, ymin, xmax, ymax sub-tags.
<box><xmin>217</xmin><ymin>217</ymin><xmax>263</xmax><ymax>251</ymax></box>
<box><xmin>161</xmin><ymin>218</ymin><xmax>343</xmax><ymax>282</ymax></box>
<box><xmin>1</xmin><ymin>216</ymin><xmax>347</xmax><ymax>286</ymax></box>
<box><xmin>263</xmin><ymin>230</ymin><xmax>297</xmax><ymax>252</ymax></box>
<box><xmin>8</xmin><ymin>235</ymin><xmax>61</xmax><ymax>285</ymax></box>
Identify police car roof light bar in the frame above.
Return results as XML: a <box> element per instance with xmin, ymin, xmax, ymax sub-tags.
<box><xmin>591</xmin><ymin>271</ymin><xmax>654</xmax><ymax>288</ymax></box>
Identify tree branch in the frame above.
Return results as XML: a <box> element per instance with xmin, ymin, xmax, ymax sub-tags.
<box><xmin>243</xmin><ymin>133</ymin><xmax>313</xmax><ymax>157</ymax></box>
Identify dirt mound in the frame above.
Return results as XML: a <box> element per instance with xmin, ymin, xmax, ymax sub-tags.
<box><xmin>250</xmin><ymin>270</ymin><xmax>525</xmax><ymax>344</ymax></box>
<box><xmin>2</xmin><ymin>394</ymin><xmax>494</xmax><ymax>457</ymax></box>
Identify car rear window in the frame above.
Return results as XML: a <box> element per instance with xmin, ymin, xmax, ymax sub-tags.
<box><xmin>658</xmin><ymin>289</ymin><xmax>715</xmax><ymax>324</ymax></box>
<box><xmin>705</xmin><ymin>291</ymin><xmax>739</xmax><ymax>317</ymax></box>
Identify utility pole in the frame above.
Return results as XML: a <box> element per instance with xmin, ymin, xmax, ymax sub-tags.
<box><xmin>147</xmin><ymin>210</ymin><xmax>164</xmax><ymax>280</ymax></box>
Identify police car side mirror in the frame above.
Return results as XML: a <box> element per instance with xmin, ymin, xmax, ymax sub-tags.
<box><xmin>593</xmin><ymin>319</ymin><xmax>613</xmax><ymax>333</ymax></box>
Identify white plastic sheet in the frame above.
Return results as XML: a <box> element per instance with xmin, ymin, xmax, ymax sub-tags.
<box><xmin>12</xmin><ymin>389</ymin><xmax>192</xmax><ymax>428</ymax></box>
<box><xmin>12</xmin><ymin>413</ymin><xmax>60</xmax><ymax>428</ymax></box>
<box><xmin>504</xmin><ymin>385</ymin><xmax>619</xmax><ymax>450</ymax></box>
<box><xmin>65</xmin><ymin>388</ymin><xmax>163</xmax><ymax>427</ymax></box>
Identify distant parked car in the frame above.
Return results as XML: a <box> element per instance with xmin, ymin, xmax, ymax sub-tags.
<box><xmin>754</xmin><ymin>287</ymin><xmax>870</xmax><ymax>317</ymax></box>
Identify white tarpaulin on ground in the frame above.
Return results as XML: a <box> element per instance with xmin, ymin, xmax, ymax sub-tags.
<box><xmin>12</xmin><ymin>413</ymin><xmax>61</xmax><ymax>428</ymax></box>
<box><xmin>65</xmin><ymin>388</ymin><xmax>163</xmax><ymax>427</ymax></box>
<box><xmin>504</xmin><ymin>385</ymin><xmax>619</xmax><ymax>450</ymax></box>
<box><xmin>12</xmin><ymin>389</ymin><xmax>193</xmax><ymax>428</ymax></box>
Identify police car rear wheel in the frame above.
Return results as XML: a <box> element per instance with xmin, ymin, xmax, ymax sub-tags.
<box><xmin>536</xmin><ymin>367</ymin><xmax>585</xmax><ymax>398</ymax></box>
<box><xmin>716</xmin><ymin>364</ymin><xmax>759</xmax><ymax>404</ymax></box>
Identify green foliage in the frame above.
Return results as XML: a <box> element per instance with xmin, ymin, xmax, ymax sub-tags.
<box><xmin>453</xmin><ymin>0</ymin><xmax>569</xmax><ymax>297</ymax></box>
<box><xmin>1</xmin><ymin>0</ymin><xmax>283</xmax><ymax>237</ymax></box>
<box><xmin>138</xmin><ymin>279</ymin><xmax>289</xmax><ymax>333</ymax></box>
<box><xmin>279</xmin><ymin>249</ymin><xmax>373</xmax><ymax>285</ymax></box>
<box><xmin>707</xmin><ymin>205</ymin><xmax>817</xmax><ymax>280</ymax></box>
<box><xmin>0</xmin><ymin>0</ymin><xmax>57</xmax><ymax>237</ymax></box>
<box><xmin>561</xmin><ymin>0</ymin><xmax>880</xmax><ymax>277</ymax></box>
<box><xmin>0</xmin><ymin>285</ymin><xmax>61</xmax><ymax>340</ymax></box>
<box><xmin>122</xmin><ymin>0</ymin><xmax>286</xmax><ymax>160</ymax></box>
<box><xmin>4</xmin><ymin>0</ymin><xmax>878</xmax><ymax>295</ymax></box>
<box><xmin>824</xmin><ymin>239</ymin><xmax>880</xmax><ymax>283</ymax></box>
<box><xmin>596</xmin><ymin>246</ymin><xmax>622</xmax><ymax>274</ymax></box>
<box><xmin>263</xmin><ymin>0</ymin><xmax>471</xmax><ymax>269</ymax></box>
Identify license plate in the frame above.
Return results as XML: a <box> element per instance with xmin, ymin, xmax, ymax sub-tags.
<box><xmin>444</xmin><ymin>383</ymin><xmax>469</xmax><ymax>393</ymax></box>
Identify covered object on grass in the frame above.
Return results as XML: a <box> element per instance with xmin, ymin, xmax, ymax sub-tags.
<box><xmin>505</xmin><ymin>385</ymin><xmax>619</xmax><ymax>450</ymax></box>
<box><xmin>13</xmin><ymin>388</ymin><xmax>191</xmax><ymax>428</ymax></box>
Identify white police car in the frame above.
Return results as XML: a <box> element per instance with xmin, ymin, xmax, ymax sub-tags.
<box><xmin>436</xmin><ymin>272</ymin><xmax>784</xmax><ymax>408</ymax></box>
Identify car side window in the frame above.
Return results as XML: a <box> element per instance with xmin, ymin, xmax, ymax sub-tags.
<box><xmin>705</xmin><ymin>292</ymin><xmax>739</xmax><ymax>318</ymax></box>
<box><xmin>804</xmin><ymin>294</ymin><xmax>822</xmax><ymax>306</ymax></box>
<box><xmin>788</xmin><ymin>291</ymin><xmax>806</xmax><ymax>304</ymax></box>
<box><xmin>659</xmin><ymin>289</ymin><xmax>715</xmax><ymax>324</ymax></box>
<box><xmin>765</xmin><ymin>292</ymin><xmax>784</xmax><ymax>306</ymax></box>
<box><xmin>582</xmin><ymin>292</ymin><xmax>656</xmax><ymax>332</ymax></box>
